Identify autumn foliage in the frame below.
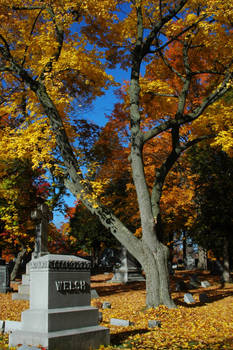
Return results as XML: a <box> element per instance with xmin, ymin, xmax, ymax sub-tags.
<box><xmin>1</xmin><ymin>271</ymin><xmax>233</xmax><ymax>349</ymax></box>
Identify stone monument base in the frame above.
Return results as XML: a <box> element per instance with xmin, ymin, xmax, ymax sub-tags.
<box><xmin>9</xmin><ymin>325</ymin><xmax>109</xmax><ymax>350</ymax></box>
<box><xmin>9</xmin><ymin>254</ymin><xmax>109</xmax><ymax>350</ymax></box>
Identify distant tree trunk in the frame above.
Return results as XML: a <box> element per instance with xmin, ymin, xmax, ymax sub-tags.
<box><xmin>222</xmin><ymin>237</ymin><xmax>230</xmax><ymax>283</ymax></box>
<box><xmin>10</xmin><ymin>246</ymin><xmax>27</xmax><ymax>281</ymax></box>
<box><xmin>197</xmin><ymin>246</ymin><xmax>207</xmax><ymax>270</ymax></box>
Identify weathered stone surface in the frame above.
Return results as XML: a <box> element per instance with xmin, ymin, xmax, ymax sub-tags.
<box><xmin>148</xmin><ymin>320</ymin><xmax>161</xmax><ymax>328</ymax></box>
<box><xmin>9</xmin><ymin>254</ymin><xmax>109</xmax><ymax>350</ymax></box>
<box><xmin>5</xmin><ymin>320</ymin><xmax>22</xmax><ymax>333</ymax></box>
<box><xmin>189</xmin><ymin>280</ymin><xmax>200</xmax><ymax>289</ymax></box>
<box><xmin>0</xmin><ymin>265</ymin><xmax>12</xmax><ymax>293</ymax></box>
<box><xmin>0</xmin><ymin>320</ymin><xmax>5</xmax><ymax>332</ymax></box>
<box><xmin>17</xmin><ymin>345</ymin><xmax>41</xmax><ymax>350</ymax></box>
<box><xmin>98</xmin><ymin>312</ymin><xmax>103</xmax><ymax>323</ymax></box>
<box><xmin>201</xmin><ymin>280</ymin><xmax>211</xmax><ymax>288</ymax></box>
<box><xmin>102</xmin><ymin>302</ymin><xmax>111</xmax><ymax>309</ymax></box>
<box><xmin>110</xmin><ymin>247</ymin><xmax>145</xmax><ymax>283</ymax></box>
<box><xmin>184</xmin><ymin>293</ymin><xmax>195</xmax><ymax>304</ymax></box>
<box><xmin>110</xmin><ymin>318</ymin><xmax>134</xmax><ymax>327</ymax></box>
<box><xmin>91</xmin><ymin>289</ymin><xmax>99</xmax><ymax>299</ymax></box>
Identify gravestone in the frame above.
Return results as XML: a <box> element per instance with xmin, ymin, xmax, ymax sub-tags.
<box><xmin>110</xmin><ymin>247</ymin><xmax>145</xmax><ymax>283</ymax></box>
<box><xmin>12</xmin><ymin>203</ymin><xmax>52</xmax><ymax>301</ymax></box>
<box><xmin>189</xmin><ymin>275</ymin><xmax>201</xmax><ymax>289</ymax></box>
<box><xmin>184</xmin><ymin>293</ymin><xmax>195</xmax><ymax>304</ymax></box>
<box><xmin>0</xmin><ymin>260</ymin><xmax>12</xmax><ymax>293</ymax></box>
<box><xmin>31</xmin><ymin>203</ymin><xmax>52</xmax><ymax>259</ymax></box>
<box><xmin>110</xmin><ymin>318</ymin><xmax>134</xmax><ymax>327</ymax></box>
<box><xmin>148</xmin><ymin>320</ymin><xmax>161</xmax><ymax>328</ymax></box>
<box><xmin>201</xmin><ymin>280</ymin><xmax>211</xmax><ymax>288</ymax></box>
<box><xmin>9</xmin><ymin>254</ymin><xmax>109</xmax><ymax>350</ymax></box>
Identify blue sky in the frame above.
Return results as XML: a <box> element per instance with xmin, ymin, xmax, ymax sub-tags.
<box><xmin>53</xmin><ymin>67</ymin><xmax>128</xmax><ymax>228</ymax></box>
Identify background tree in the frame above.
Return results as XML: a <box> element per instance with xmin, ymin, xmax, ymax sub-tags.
<box><xmin>188</xmin><ymin>143</ymin><xmax>233</xmax><ymax>282</ymax></box>
<box><xmin>0</xmin><ymin>0</ymin><xmax>232</xmax><ymax>307</ymax></box>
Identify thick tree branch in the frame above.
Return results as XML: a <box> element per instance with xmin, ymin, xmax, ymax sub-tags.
<box><xmin>142</xmin><ymin>0</ymin><xmax>188</xmax><ymax>57</ymax></box>
<box><xmin>143</xmin><ymin>68</ymin><xmax>233</xmax><ymax>144</ymax></box>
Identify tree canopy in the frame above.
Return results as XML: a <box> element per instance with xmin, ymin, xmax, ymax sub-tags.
<box><xmin>0</xmin><ymin>0</ymin><xmax>232</xmax><ymax>308</ymax></box>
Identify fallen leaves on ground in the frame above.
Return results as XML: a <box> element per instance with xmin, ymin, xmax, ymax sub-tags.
<box><xmin>0</xmin><ymin>271</ymin><xmax>233</xmax><ymax>349</ymax></box>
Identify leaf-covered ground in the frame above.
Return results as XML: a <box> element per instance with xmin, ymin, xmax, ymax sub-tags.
<box><xmin>0</xmin><ymin>270</ymin><xmax>233</xmax><ymax>349</ymax></box>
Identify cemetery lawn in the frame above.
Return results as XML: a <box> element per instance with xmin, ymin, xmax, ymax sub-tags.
<box><xmin>0</xmin><ymin>270</ymin><xmax>233</xmax><ymax>350</ymax></box>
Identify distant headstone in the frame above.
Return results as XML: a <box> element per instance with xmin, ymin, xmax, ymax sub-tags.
<box><xmin>110</xmin><ymin>318</ymin><xmax>134</xmax><ymax>327</ymax></box>
<box><xmin>0</xmin><ymin>263</ymin><xmax>12</xmax><ymax>293</ymax></box>
<box><xmin>199</xmin><ymin>293</ymin><xmax>208</xmax><ymax>303</ymax></box>
<box><xmin>110</xmin><ymin>247</ymin><xmax>145</xmax><ymax>283</ymax></box>
<box><xmin>91</xmin><ymin>289</ymin><xmax>99</xmax><ymax>299</ymax></box>
<box><xmin>98</xmin><ymin>311</ymin><xmax>103</xmax><ymax>323</ymax></box>
<box><xmin>9</xmin><ymin>254</ymin><xmax>110</xmax><ymax>350</ymax></box>
<box><xmin>12</xmin><ymin>262</ymin><xmax>30</xmax><ymax>300</ymax></box>
<box><xmin>184</xmin><ymin>293</ymin><xmax>195</xmax><ymax>304</ymax></box>
<box><xmin>186</xmin><ymin>255</ymin><xmax>196</xmax><ymax>270</ymax></box>
<box><xmin>189</xmin><ymin>280</ymin><xmax>200</xmax><ymax>289</ymax></box>
<box><xmin>102</xmin><ymin>302</ymin><xmax>111</xmax><ymax>309</ymax></box>
<box><xmin>148</xmin><ymin>320</ymin><xmax>161</xmax><ymax>328</ymax></box>
<box><xmin>201</xmin><ymin>280</ymin><xmax>211</xmax><ymax>288</ymax></box>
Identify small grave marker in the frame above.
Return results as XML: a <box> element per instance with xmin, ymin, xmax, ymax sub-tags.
<box><xmin>184</xmin><ymin>293</ymin><xmax>195</xmax><ymax>304</ymax></box>
<box><xmin>110</xmin><ymin>318</ymin><xmax>134</xmax><ymax>327</ymax></box>
<box><xmin>91</xmin><ymin>289</ymin><xmax>99</xmax><ymax>299</ymax></box>
<box><xmin>102</xmin><ymin>302</ymin><xmax>111</xmax><ymax>309</ymax></box>
<box><xmin>148</xmin><ymin>320</ymin><xmax>161</xmax><ymax>328</ymax></box>
<box><xmin>201</xmin><ymin>280</ymin><xmax>211</xmax><ymax>288</ymax></box>
<box><xmin>0</xmin><ymin>263</ymin><xmax>12</xmax><ymax>294</ymax></box>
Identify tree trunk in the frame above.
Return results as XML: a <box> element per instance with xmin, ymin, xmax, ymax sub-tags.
<box><xmin>10</xmin><ymin>246</ymin><xmax>27</xmax><ymax>281</ymax></box>
<box><xmin>141</xmin><ymin>242</ymin><xmax>176</xmax><ymax>308</ymax></box>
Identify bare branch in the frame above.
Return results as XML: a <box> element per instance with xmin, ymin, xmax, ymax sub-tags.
<box><xmin>142</xmin><ymin>0</ymin><xmax>189</xmax><ymax>56</ymax></box>
<box><xmin>147</xmin><ymin>92</ymin><xmax>179</xmax><ymax>98</ymax></box>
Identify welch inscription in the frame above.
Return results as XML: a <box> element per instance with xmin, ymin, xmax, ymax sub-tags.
<box><xmin>55</xmin><ymin>280</ymin><xmax>89</xmax><ymax>293</ymax></box>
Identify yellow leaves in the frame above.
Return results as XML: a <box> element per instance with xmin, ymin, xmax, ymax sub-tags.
<box><xmin>1</xmin><ymin>271</ymin><xmax>233</xmax><ymax>349</ymax></box>
<box><xmin>191</xmin><ymin>98</ymin><xmax>233</xmax><ymax>157</ymax></box>
<box><xmin>140</xmin><ymin>78</ymin><xmax>174</xmax><ymax>97</ymax></box>
<box><xmin>0</xmin><ymin>118</ymin><xmax>56</xmax><ymax>170</ymax></box>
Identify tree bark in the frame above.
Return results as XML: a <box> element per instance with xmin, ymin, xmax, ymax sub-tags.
<box><xmin>141</xmin><ymin>242</ymin><xmax>176</xmax><ymax>308</ymax></box>
<box><xmin>10</xmin><ymin>246</ymin><xmax>27</xmax><ymax>281</ymax></box>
